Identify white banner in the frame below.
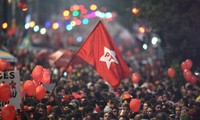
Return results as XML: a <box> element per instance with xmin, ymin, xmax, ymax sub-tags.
<box><xmin>0</xmin><ymin>70</ymin><xmax>22</xmax><ymax>109</ymax></box>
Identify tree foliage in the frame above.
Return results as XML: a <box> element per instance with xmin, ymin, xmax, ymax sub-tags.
<box><xmin>137</xmin><ymin>0</ymin><xmax>200</xmax><ymax>68</ymax></box>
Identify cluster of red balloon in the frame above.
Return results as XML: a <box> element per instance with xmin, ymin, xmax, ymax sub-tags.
<box><xmin>181</xmin><ymin>59</ymin><xmax>197</xmax><ymax>84</ymax></box>
<box><xmin>22</xmin><ymin>65</ymin><xmax>51</xmax><ymax>101</ymax></box>
<box><xmin>167</xmin><ymin>59</ymin><xmax>197</xmax><ymax>84</ymax></box>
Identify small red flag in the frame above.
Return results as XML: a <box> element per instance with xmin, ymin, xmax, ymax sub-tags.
<box><xmin>77</xmin><ymin>21</ymin><xmax>131</xmax><ymax>88</ymax></box>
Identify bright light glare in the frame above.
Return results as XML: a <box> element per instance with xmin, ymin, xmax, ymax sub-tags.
<box><xmin>105</xmin><ymin>12</ymin><xmax>112</xmax><ymax>18</ymax></box>
<box><xmin>70</xmin><ymin>21</ymin><xmax>76</xmax><ymax>26</ymax></box>
<box><xmin>151</xmin><ymin>37</ymin><xmax>159</xmax><ymax>45</ymax></box>
<box><xmin>90</xmin><ymin>4</ymin><xmax>97</xmax><ymax>11</ymax></box>
<box><xmin>82</xmin><ymin>19</ymin><xmax>89</xmax><ymax>24</ymax></box>
<box><xmin>2</xmin><ymin>22</ymin><xmax>8</xmax><ymax>29</ymax></box>
<box><xmin>52</xmin><ymin>23</ymin><xmax>59</xmax><ymax>29</ymax></box>
<box><xmin>143</xmin><ymin>44</ymin><xmax>148</xmax><ymax>50</ymax></box>
<box><xmin>66</xmin><ymin>25</ymin><xmax>73</xmax><ymax>31</ymax></box>
<box><xmin>25</xmin><ymin>23</ymin><xmax>30</xmax><ymax>29</ymax></box>
<box><xmin>63</xmin><ymin>10</ymin><xmax>70</xmax><ymax>16</ymax></box>
<box><xmin>40</xmin><ymin>28</ymin><xmax>46</xmax><ymax>35</ymax></box>
<box><xmin>29</xmin><ymin>21</ymin><xmax>35</xmax><ymax>28</ymax></box>
<box><xmin>77</xmin><ymin>36</ymin><xmax>83</xmax><ymax>42</ymax></box>
<box><xmin>139</xmin><ymin>26</ymin><xmax>145</xmax><ymax>33</ymax></box>
<box><xmin>33</xmin><ymin>25</ymin><xmax>39</xmax><ymax>32</ymax></box>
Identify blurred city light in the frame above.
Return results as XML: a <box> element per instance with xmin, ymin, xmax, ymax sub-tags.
<box><xmin>77</xmin><ymin>36</ymin><xmax>83</xmax><ymax>42</ymax></box>
<box><xmin>64</xmin><ymin>16</ymin><xmax>70</xmax><ymax>20</ymax></box>
<box><xmin>63</xmin><ymin>10</ymin><xmax>70</xmax><ymax>17</ymax></box>
<box><xmin>7</xmin><ymin>2</ymin><xmax>116</xmax><ymax>34</ymax></box>
<box><xmin>2</xmin><ymin>22</ymin><xmax>8</xmax><ymax>29</ymax></box>
<box><xmin>29</xmin><ymin>21</ymin><xmax>35</xmax><ymax>28</ymax></box>
<box><xmin>76</xmin><ymin>20</ymin><xmax>81</xmax><ymax>25</ymax></box>
<box><xmin>139</xmin><ymin>26</ymin><xmax>146</xmax><ymax>33</ymax></box>
<box><xmin>25</xmin><ymin>23</ymin><xmax>30</xmax><ymax>29</ymax></box>
<box><xmin>143</xmin><ymin>44</ymin><xmax>148</xmax><ymax>50</ymax></box>
<box><xmin>33</xmin><ymin>25</ymin><xmax>40</xmax><ymax>32</ymax></box>
<box><xmin>132</xmin><ymin>8</ymin><xmax>139</xmax><ymax>14</ymax></box>
<box><xmin>105</xmin><ymin>12</ymin><xmax>112</xmax><ymax>18</ymax></box>
<box><xmin>40</xmin><ymin>28</ymin><xmax>46</xmax><ymax>35</ymax></box>
<box><xmin>73</xmin><ymin>5</ymin><xmax>80</xmax><ymax>11</ymax></box>
<box><xmin>82</xmin><ymin>18</ymin><xmax>89</xmax><ymax>25</ymax></box>
<box><xmin>70</xmin><ymin>21</ymin><xmax>76</xmax><ymax>26</ymax></box>
<box><xmin>45</xmin><ymin>21</ymin><xmax>51</xmax><ymax>28</ymax></box>
<box><xmin>72</xmin><ymin>10</ymin><xmax>80</xmax><ymax>17</ymax></box>
<box><xmin>22</xmin><ymin>4</ymin><xmax>28</xmax><ymax>12</ymax></box>
<box><xmin>90</xmin><ymin>4</ymin><xmax>97</xmax><ymax>11</ymax></box>
<box><xmin>81</xmin><ymin>9</ymin><xmax>88</xmax><ymax>14</ymax></box>
<box><xmin>52</xmin><ymin>22</ymin><xmax>59</xmax><ymax>30</ymax></box>
<box><xmin>151</xmin><ymin>37</ymin><xmax>159</xmax><ymax>45</ymax></box>
<box><xmin>66</xmin><ymin>25</ymin><xmax>73</xmax><ymax>31</ymax></box>
<box><xmin>151</xmin><ymin>36</ymin><xmax>161</xmax><ymax>47</ymax></box>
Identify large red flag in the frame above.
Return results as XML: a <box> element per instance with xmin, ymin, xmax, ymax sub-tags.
<box><xmin>77</xmin><ymin>21</ymin><xmax>131</xmax><ymax>88</ymax></box>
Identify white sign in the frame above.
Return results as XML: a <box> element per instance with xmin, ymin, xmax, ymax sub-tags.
<box><xmin>0</xmin><ymin>70</ymin><xmax>22</xmax><ymax>109</ymax></box>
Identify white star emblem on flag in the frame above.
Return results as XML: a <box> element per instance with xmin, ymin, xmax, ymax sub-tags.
<box><xmin>100</xmin><ymin>46</ymin><xmax>119</xmax><ymax>69</ymax></box>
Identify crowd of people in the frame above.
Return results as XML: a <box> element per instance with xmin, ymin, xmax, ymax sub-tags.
<box><xmin>0</xmin><ymin>27</ymin><xmax>200</xmax><ymax>120</ymax></box>
<box><xmin>14</xmin><ymin>50</ymin><xmax>200</xmax><ymax>120</ymax></box>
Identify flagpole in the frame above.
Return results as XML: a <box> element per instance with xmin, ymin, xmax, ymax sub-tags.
<box><xmin>49</xmin><ymin>21</ymin><xmax>102</xmax><ymax>110</ymax></box>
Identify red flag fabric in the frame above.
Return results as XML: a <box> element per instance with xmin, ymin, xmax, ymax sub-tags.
<box><xmin>77</xmin><ymin>21</ymin><xmax>131</xmax><ymax>88</ymax></box>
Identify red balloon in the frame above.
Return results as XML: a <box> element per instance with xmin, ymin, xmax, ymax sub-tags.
<box><xmin>132</xmin><ymin>73</ymin><xmax>140</xmax><ymax>84</ymax></box>
<box><xmin>0</xmin><ymin>83</ymin><xmax>11</xmax><ymax>102</ymax></box>
<box><xmin>46</xmin><ymin>105</ymin><xmax>53</xmax><ymax>112</ymax></box>
<box><xmin>31</xmin><ymin>65</ymin><xmax>44</xmax><ymax>84</ymax></box>
<box><xmin>0</xmin><ymin>59</ymin><xmax>8</xmax><ymax>71</ymax></box>
<box><xmin>183</xmin><ymin>70</ymin><xmax>192</xmax><ymax>81</ymax></box>
<box><xmin>181</xmin><ymin>61</ymin><xmax>187</xmax><ymax>71</ymax></box>
<box><xmin>129</xmin><ymin>99</ymin><xmax>141</xmax><ymax>112</ymax></box>
<box><xmin>190</xmin><ymin>75</ymin><xmax>197</xmax><ymax>85</ymax></box>
<box><xmin>68</xmin><ymin>37</ymin><xmax>74</xmax><ymax>45</ymax></box>
<box><xmin>1</xmin><ymin>104</ymin><xmax>16</xmax><ymax>120</ymax></box>
<box><xmin>23</xmin><ymin>105</ymin><xmax>29</xmax><ymax>111</ymax></box>
<box><xmin>35</xmin><ymin>86</ymin><xmax>46</xmax><ymax>101</ymax></box>
<box><xmin>41</xmin><ymin>68</ymin><xmax>50</xmax><ymax>84</ymax></box>
<box><xmin>33</xmin><ymin>80</ymin><xmax>40</xmax><ymax>87</ymax></box>
<box><xmin>185</xmin><ymin>59</ymin><xmax>193</xmax><ymax>70</ymax></box>
<box><xmin>167</xmin><ymin>67</ymin><xmax>175</xmax><ymax>78</ymax></box>
<box><xmin>67</xmin><ymin>66</ymin><xmax>73</xmax><ymax>73</ymax></box>
<box><xmin>23</xmin><ymin>80</ymin><xmax>36</xmax><ymax>96</ymax></box>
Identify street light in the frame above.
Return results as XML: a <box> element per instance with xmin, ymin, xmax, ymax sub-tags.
<box><xmin>2</xmin><ymin>22</ymin><xmax>8</xmax><ymax>29</ymax></box>
<box><xmin>139</xmin><ymin>26</ymin><xmax>146</xmax><ymax>33</ymax></box>
<box><xmin>132</xmin><ymin>7</ymin><xmax>139</xmax><ymax>15</ymax></box>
